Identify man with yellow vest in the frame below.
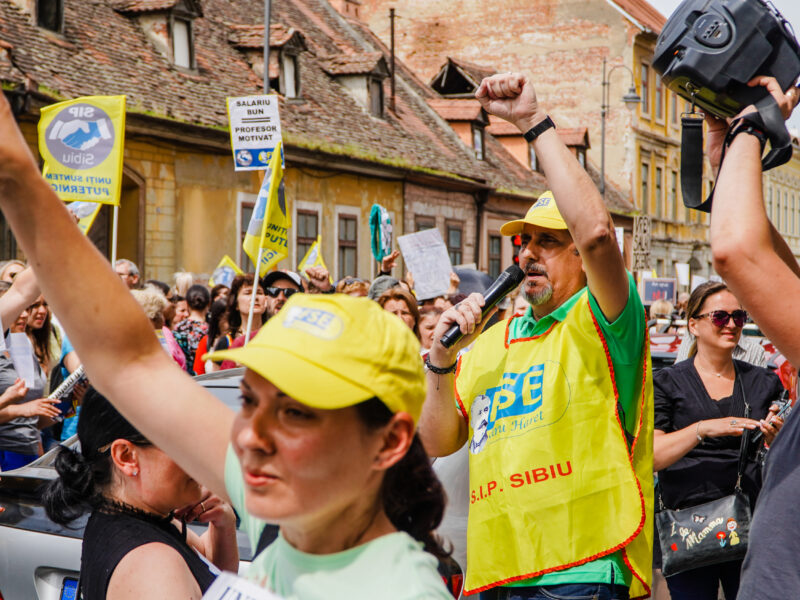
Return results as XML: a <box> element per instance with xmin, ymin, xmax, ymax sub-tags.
<box><xmin>421</xmin><ymin>73</ymin><xmax>653</xmax><ymax>599</ymax></box>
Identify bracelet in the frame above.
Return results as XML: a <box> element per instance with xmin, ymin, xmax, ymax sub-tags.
<box><xmin>695</xmin><ymin>421</ymin><xmax>704</xmax><ymax>443</ymax></box>
<box><xmin>523</xmin><ymin>116</ymin><xmax>555</xmax><ymax>143</ymax></box>
<box><xmin>725</xmin><ymin>118</ymin><xmax>767</xmax><ymax>153</ymax></box>
<box><xmin>424</xmin><ymin>354</ymin><xmax>457</xmax><ymax>375</ymax></box>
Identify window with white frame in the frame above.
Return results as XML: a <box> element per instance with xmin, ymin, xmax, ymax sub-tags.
<box><xmin>338</xmin><ymin>214</ymin><xmax>358</xmax><ymax>279</ymax></box>
<box><xmin>172</xmin><ymin>17</ymin><xmax>193</xmax><ymax>68</ymax></box>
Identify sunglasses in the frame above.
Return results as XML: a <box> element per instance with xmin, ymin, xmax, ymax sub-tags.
<box><xmin>265</xmin><ymin>287</ymin><xmax>301</xmax><ymax>298</ymax></box>
<box><xmin>694</xmin><ymin>309</ymin><xmax>748</xmax><ymax>328</ymax></box>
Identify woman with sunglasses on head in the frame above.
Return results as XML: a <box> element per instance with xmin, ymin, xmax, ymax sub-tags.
<box><xmin>653</xmin><ymin>281</ymin><xmax>785</xmax><ymax>600</ymax></box>
<box><xmin>0</xmin><ymin>93</ymin><xmax>452</xmax><ymax>598</ymax></box>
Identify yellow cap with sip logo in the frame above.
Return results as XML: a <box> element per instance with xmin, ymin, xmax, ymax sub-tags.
<box><xmin>205</xmin><ymin>294</ymin><xmax>426</xmax><ymax>422</ymax></box>
<box><xmin>499</xmin><ymin>190</ymin><xmax>568</xmax><ymax>235</ymax></box>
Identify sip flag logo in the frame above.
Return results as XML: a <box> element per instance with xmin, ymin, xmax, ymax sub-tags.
<box><xmin>38</xmin><ymin>96</ymin><xmax>126</xmax><ymax>205</ymax></box>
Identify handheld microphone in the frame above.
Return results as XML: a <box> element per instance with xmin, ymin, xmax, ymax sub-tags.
<box><xmin>439</xmin><ymin>265</ymin><xmax>525</xmax><ymax>349</ymax></box>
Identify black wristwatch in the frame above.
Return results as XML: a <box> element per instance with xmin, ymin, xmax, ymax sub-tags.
<box><xmin>523</xmin><ymin>116</ymin><xmax>555</xmax><ymax>143</ymax></box>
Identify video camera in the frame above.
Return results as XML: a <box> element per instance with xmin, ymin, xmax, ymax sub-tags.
<box><xmin>653</xmin><ymin>0</ymin><xmax>800</xmax><ymax>210</ymax></box>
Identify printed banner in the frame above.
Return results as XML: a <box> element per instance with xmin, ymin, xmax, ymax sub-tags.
<box><xmin>242</xmin><ymin>142</ymin><xmax>289</xmax><ymax>277</ymax></box>
<box><xmin>66</xmin><ymin>201</ymin><xmax>103</xmax><ymax>235</ymax></box>
<box><xmin>209</xmin><ymin>255</ymin><xmax>243</xmax><ymax>288</ymax></box>
<box><xmin>38</xmin><ymin>95</ymin><xmax>126</xmax><ymax>205</ymax></box>
<box><xmin>227</xmin><ymin>94</ymin><xmax>282</xmax><ymax>171</ymax></box>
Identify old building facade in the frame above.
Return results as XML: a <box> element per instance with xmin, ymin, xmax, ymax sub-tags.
<box><xmin>357</xmin><ymin>0</ymin><xmax>743</xmax><ymax>280</ymax></box>
<box><xmin>1</xmin><ymin>0</ymin><xmax>543</xmax><ymax>283</ymax></box>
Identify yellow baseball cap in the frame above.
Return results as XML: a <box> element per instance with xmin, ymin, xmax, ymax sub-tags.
<box><xmin>499</xmin><ymin>190</ymin><xmax>568</xmax><ymax>235</ymax></box>
<box><xmin>205</xmin><ymin>294</ymin><xmax>425</xmax><ymax>423</ymax></box>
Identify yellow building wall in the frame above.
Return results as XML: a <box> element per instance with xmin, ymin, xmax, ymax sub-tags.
<box><xmin>285</xmin><ymin>167</ymin><xmax>404</xmax><ymax>280</ymax></box>
<box><xmin>764</xmin><ymin>144</ymin><xmax>800</xmax><ymax>258</ymax></box>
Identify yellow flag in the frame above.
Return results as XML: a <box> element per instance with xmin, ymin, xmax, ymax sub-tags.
<box><xmin>242</xmin><ymin>141</ymin><xmax>289</xmax><ymax>277</ymax></box>
<box><xmin>209</xmin><ymin>255</ymin><xmax>243</xmax><ymax>287</ymax></box>
<box><xmin>65</xmin><ymin>201</ymin><xmax>103</xmax><ymax>235</ymax></box>
<box><xmin>38</xmin><ymin>95</ymin><xmax>126</xmax><ymax>205</ymax></box>
<box><xmin>297</xmin><ymin>235</ymin><xmax>329</xmax><ymax>273</ymax></box>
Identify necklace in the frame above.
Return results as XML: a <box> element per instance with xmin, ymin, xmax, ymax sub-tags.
<box><xmin>695</xmin><ymin>361</ymin><xmax>732</xmax><ymax>379</ymax></box>
<box><xmin>99</xmin><ymin>498</ymin><xmax>187</xmax><ymax>540</ymax></box>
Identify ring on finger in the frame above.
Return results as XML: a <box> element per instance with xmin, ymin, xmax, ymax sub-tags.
<box><xmin>731</xmin><ymin>419</ymin><xmax>737</xmax><ymax>426</ymax></box>
<box><xmin>200</xmin><ymin>501</ymin><xmax>206</xmax><ymax>512</ymax></box>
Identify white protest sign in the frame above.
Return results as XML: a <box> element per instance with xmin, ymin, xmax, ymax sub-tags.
<box><xmin>691</xmin><ymin>274</ymin><xmax>708</xmax><ymax>291</ymax></box>
<box><xmin>397</xmin><ymin>228</ymin><xmax>453</xmax><ymax>301</ymax></box>
<box><xmin>7</xmin><ymin>332</ymin><xmax>35</xmax><ymax>387</ymax></box>
<box><xmin>674</xmin><ymin>263</ymin><xmax>690</xmax><ymax>287</ymax></box>
<box><xmin>615</xmin><ymin>226</ymin><xmax>625</xmax><ymax>257</ymax></box>
<box><xmin>202</xmin><ymin>572</ymin><xmax>285</xmax><ymax>600</ymax></box>
<box><xmin>226</xmin><ymin>95</ymin><xmax>282</xmax><ymax>171</ymax></box>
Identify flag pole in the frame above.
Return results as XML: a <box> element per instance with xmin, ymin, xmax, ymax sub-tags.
<box><xmin>242</xmin><ymin>0</ymin><xmax>272</xmax><ymax>348</ymax></box>
<box><xmin>244</xmin><ymin>245</ymin><xmax>264</xmax><ymax>347</ymax></box>
<box><xmin>110</xmin><ymin>203</ymin><xmax>119</xmax><ymax>265</ymax></box>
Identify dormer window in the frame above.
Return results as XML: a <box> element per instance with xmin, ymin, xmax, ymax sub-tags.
<box><xmin>283</xmin><ymin>53</ymin><xmax>298</xmax><ymax>98</ymax></box>
<box><xmin>529</xmin><ymin>145</ymin><xmax>539</xmax><ymax>172</ymax></box>
<box><xmin>172</xmin><ymin>16</ymin><xmax>193</xmax><ymax>68</ymax></box>
<box><xmin>229</xmin><ymin>24</ymin><xmax>306</xmax><ymax>98</ymax></box>
<box><xmin>369</xmin><ymin>77</ymin><xmax>384</xmax><ymax>117</ymax></box>
<box><xmin>112</xmin><ymin>0</ymin><xmax>201</xmax><ymax>69</ymax></box>
<box><xmin>429</xmin><ymin>99</ymin><xmax>489</xmax><ymax>159</ymax></box>
<box><xmin>37</xmin><ymin>0</ymin><xmax>63</xmax><ymax>33</ymax></box>
<box><xmin>472</xmin><ymin>124</ymin><xmax>485</xmax><ymax>160</ymax></box>
<box><xmin>577</xmin><ymin>148</ymin><xmax>586</xmax><ymax>169</ymax></box>
<box><xmin>320</xmin><ymin>53</ymin><xmax>389</xmax><ymax>118</ymax></box>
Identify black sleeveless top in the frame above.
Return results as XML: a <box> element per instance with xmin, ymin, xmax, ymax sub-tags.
<box><xmin>80</xmin><ymin>509</ymin><xmax>217</xmax><ymax>599</ymax></box>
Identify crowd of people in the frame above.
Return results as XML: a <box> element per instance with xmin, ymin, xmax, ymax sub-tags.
<box><xmin>0</xmin><ymin>70</ymin><xmax>799</xmax><ymax>600</ymax></box>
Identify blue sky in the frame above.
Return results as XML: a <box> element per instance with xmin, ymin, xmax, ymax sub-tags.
<box><xmin>647</xmin><ymin>0</ymin><xmax>800</xmax><ymax>131</ymax></box>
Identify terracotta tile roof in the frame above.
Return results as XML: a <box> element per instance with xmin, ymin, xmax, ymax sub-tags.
<box><xmin>611</xmin><ymin>0</ymin><xmax>666</xmax><ymax>33</ymax></box>
<box><xmin>558</xmin><ymin>127</ymin><xmax>590</xmax><ymax>148</ymax></box>
<box><xmin>449</xmin><ymin>57</ymin><xmax>495</xmax><ymax>86</ymax></box>
<box><xmin>228</xmin><ymin>23</ymin><xmax>298</xmax><ymax>49</ymax></box>
<box><xmin>486</xmin><ymin>116</ymin><xmax>518</xmax><ymax>136</ymax></box>
<box><xmin>317</xmin><ymin>51</ymin><xmax>385</xmax><ymax>75</ymax></box>
<box><xmin>428</xmin><ymin>98</ymin><xmax>484</xmax><ymax>122</ymax></box>
<box><xmin>0</xmin><ymin>0</ymin><xmax>544</xmax><ymax>201</ymax></box>
<box><xmin>110</xmin><ymin>0</ymin><xmax>180</xmax><ymax>13</ymax></box>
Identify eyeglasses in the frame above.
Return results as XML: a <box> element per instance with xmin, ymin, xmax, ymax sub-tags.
<box><xmin>693</xmin><ymin>310</ymin><xmax>748</xmax><ymax>328</ymax></box>
<box><xmin>265</xmin><ymin>287</ymin><xmax>301</xmax><ymax>298</ymax></box>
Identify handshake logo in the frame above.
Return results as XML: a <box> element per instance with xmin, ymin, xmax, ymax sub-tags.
<box><xmin>44</xmin><ymin>103</ymin><xmax>115</xmax><ymax>168</ymax></box>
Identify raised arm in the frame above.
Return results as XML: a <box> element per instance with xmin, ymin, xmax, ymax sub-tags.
<box><xmin>0</xmin><ymin>92</ymin><xmax>232</xmax><ymax>500</ymax></box>
<box><xmin>710</xmin><ymin>78</ymin><xmax>800</xmax><ymax>365</ymax></box>
<box><xmin>0</xmin><ymin>266</ymin><xmax>41</xmax><ymax>331</ymax></box>
<box><xmin>476</xmin><ymin>73</ymin><xmax>629</xmax><ymax>321</ymax></box>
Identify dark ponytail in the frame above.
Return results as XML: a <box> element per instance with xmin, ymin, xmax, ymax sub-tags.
<box><xmin>355</xmin><ymin>398</ymin><xmax>450</xmax><ymax>560</ymax></box>
<box><xmin>42</xmin><ymin>387</ymin><xmax>150</xmax><ymax>525</ymax></box>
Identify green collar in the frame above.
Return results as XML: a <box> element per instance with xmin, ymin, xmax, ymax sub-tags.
<box><xmin>511</xmin><ymin>286</ymin><xmax>587</xmax><ymax>340</ymax></box>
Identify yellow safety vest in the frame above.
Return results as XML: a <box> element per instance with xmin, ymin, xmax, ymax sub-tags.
<box><xmin>454</xmin><ymin>292</ymin><xmax>653</xmax><ymax>597</ymax></box>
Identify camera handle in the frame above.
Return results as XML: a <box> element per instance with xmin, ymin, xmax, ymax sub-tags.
<box><xmin>681</xmin><ymin>92</ymin><xmax>795</xmax><ymax>213</ymax></box>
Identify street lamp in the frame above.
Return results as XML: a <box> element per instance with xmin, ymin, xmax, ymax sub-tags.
<box><xmin>600</xmin><ymin>57</ymin><xmax>641</xmax><ymax>199</ymax></box>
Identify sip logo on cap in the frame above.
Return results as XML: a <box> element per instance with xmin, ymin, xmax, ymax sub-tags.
<box><xmin>282</xmin><ymin>306</ymin><xmax>344</xmax><ymax>340</ymax></box>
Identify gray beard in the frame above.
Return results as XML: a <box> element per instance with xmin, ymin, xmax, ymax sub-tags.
<box><xmin>523</xmin><ymin>282</ymin><xmax>553</xmax><ymax>306</ymax></box>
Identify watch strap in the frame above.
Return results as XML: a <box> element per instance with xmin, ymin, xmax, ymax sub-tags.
<box><xmin>523</xmin><ymin>116</ymin><xmax>555</xmax><ymax>143</ymax></box>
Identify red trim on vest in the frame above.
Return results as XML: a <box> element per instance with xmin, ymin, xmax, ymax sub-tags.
<box><xmin>504</xmin><ymin>314</ymin><xmax>557</xmax><ymax>348</ymax></box>
<box><xmin>585</xmin><ymin>300</ymin><xmax>650</xmax><ymax>599</ymax></box>
<box><xmin>623</xmin><ymin>546</ymin><xmax>652</xmax><ymax>600</ymax></box>
<box><xmin>454</xmin><ymin>357</ymin><xmax>468</xmax><ymax>421</ymax></box>
<box><xmin>464</xmin><ymin>300</ymin><xmax>651</xmax><ymax>595</ymax></box>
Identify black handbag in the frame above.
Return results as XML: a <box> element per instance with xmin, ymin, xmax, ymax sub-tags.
<box><xmin>656</xmin><ymin>369</ymin><xmax>753</xmax><ymax>577</ymax></box>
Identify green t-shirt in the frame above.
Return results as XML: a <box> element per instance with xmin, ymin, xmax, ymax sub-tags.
<box><xmin>502</xmin><ymin>273</ymin><xmax>645</xmax><ymax>588</ymax></box>
<box><xmin>224</xmin><ymin>446</ymin><xmax>452</xmax><ymax>599</ymax></box>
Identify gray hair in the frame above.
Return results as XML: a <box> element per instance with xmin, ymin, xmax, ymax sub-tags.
<box><xmin>114</xmin><ymin>258</ymin><xmax>139</xmax><ymax>277</ymax></box>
